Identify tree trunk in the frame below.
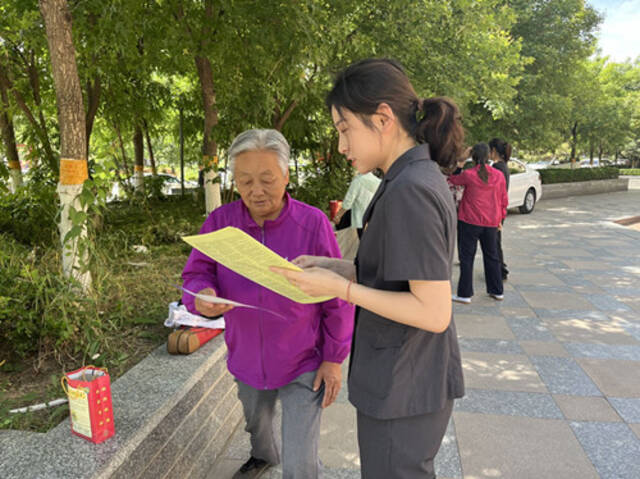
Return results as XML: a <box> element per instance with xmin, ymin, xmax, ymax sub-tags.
<box><xmin>143</xmin><ymin>119</ymin><xmax>157</xmax><ymax>176</ymax></box>
<box><xmin>133</xmin><ymin>124</ymin><xmax>144</xmax><ymax>191</ymax></box>
<box><xmin>85</xmin><ymin>76</ymin><xmax>101</xmax><ymax>159</ymax></box>
<box><xmin>114</xmin><ymin>123</ymin><xmax>132</xmax><ymax>178</ymax></box>
<box><xmin>0</xmin><ymin>78</ymin><xmax>22</xmax><ymax>192</ymax></box>
<box><xmin>195</xmin><ymin>54</ymin><xmax>221</xmax><ymax>213</ymax></box>
<box><xmin>598</xmin><ymin>144</ymin><xmax>603</xmax><ymax>161</ymax></box>
<box><xmin>272</xmin><ymin>98</ymin><xmax>298</xmax><ymax>131</ymax></box>
<box><xmin>589</xmin><ymin>143</ymin><xmax>594</xmax><ymax>165</ymax></box>
<box><xmin>570</xmin><ymin>121</ymin><xmax>578</xmax><ymax>169</ymax></box>
<box><xmin>0</xmin><ymin>55</ymin><xmax>58</xmax><ymax>174</ymax></box>
<box><xmin>40</xmin><ymin>0</ymin><xmax>91</xmax><ymax>290</ymax></box>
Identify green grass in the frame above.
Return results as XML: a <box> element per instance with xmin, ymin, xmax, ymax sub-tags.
<box><xmin>0</xmin><ymin>195</ymin><xmax>207</xmax><ymax>432</ymax></box>
<box><xmin>620</xmin><ymin>168</ymin><xmax>640</xmax><ymax>176</ymax></box>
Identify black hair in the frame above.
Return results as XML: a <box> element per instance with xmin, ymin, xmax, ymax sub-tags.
<box><xmin>472</xmin><ymin>143</ymin><xmax>490</xmax><ymax>183</ymax></box>
<box><xmin>326</xmin><ymin>58</ymin><xmax>464</xmax><ymax>171</ymax></box>
<box><xmin>489</xmin><ymin>138</ymin><xmax>512</xmax><ymax>163</ymax></box>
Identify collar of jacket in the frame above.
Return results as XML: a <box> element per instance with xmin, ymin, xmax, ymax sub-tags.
<box><xmin>383</xmin><ymin>143</ymin><xmax>431</xmax><ymax>182</ymax></box>
<box><xmin>239</xmin><ymin>191</ymin><xmax>292</xmax><ymax>229</ymax></box>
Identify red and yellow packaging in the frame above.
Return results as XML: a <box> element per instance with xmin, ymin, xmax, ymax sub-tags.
<box><xmin>61</xmin><ymin>366</ymin><xmax>115</xmax><ymax>444</ymax></box>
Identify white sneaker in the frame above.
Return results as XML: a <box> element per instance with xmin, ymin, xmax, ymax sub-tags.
<box><xmin>490</xmin><ymin>294</ymin><xmax>504</xmax><ymax>301</ymax></box>
<box><xmin>452</xmin><ymin>294</ymin><xmax>471</xmax><ymax>304</ymax></box>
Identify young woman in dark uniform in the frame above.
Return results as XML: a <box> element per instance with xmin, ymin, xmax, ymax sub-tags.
<box><xmin>273</xmin><ymin>58</ymin><xmax>465</xmax><ymax>478</ymax></box>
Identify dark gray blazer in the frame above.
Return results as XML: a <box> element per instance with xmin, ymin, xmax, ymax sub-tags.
<box><xmin>348</xmin><ymin>144</ymin><xmax>465</xmax><ymax>420</ymax></box>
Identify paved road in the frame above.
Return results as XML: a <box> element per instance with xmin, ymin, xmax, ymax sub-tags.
<box><xmin>211</xmin><ymin>190</ymin><xmax>640</xmax><ymax>479</ymax></box>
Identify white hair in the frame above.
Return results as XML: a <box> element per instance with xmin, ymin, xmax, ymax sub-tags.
<box><xmin>228</xmin><ymin>129</ymin><xmax>290</xmax><ymax>176</ymax></box>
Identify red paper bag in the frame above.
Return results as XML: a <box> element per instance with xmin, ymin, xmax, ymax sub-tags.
<box><xmin>62</xmin><ymin>366</ymin><xmax>115</xmax><ymax>444</ymax></box>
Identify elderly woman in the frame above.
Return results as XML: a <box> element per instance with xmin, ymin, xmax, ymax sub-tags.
<box><xmin>181</xmin><ymin>129</ymin><xmax>354</xmax><ymax>479</ymax></box>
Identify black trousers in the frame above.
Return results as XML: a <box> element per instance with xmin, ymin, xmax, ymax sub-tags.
<box><xmin>496</xmin><ymin>219</ymin><xmax>508</xmax><ymax>278</ymax></box>
<box><xmin>457</xmin><ymin>220</ymin><xmax>503</xmax><ymax>298</ymax></box>
<box><xmin>357</xmin><ymin>400</ymin><xmax>454</xmax><ymax>479</ymax></box>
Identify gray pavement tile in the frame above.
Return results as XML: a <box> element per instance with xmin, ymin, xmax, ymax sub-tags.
<box><xmin>552</xmin><ymin>395</ymin><xmax>622</xmax><ymax>422</ymax></box>
<box><xmin>543</xmin><ymin>317</ymin><xmax>639</xmax><ymax>345</ymax></box>
<box><xmin>631</xmin><ymin>424</ymin><xmax>640</xmax><ymax>440</ymax></box>
<box><xmin>454</xmin><ymin>389</ymin><xmax>563</xmax><ymax>419</ymax></box>
<box><xmin>562</xmin><ymin>260</ymin><xmax>615</xmax><ymax>271</ymax></box>
<box><xmin>506</xmin><ymin>317</ymin><xmax>555</xmax><ymax>341</ymax></box>
<box><xmin>564</xmin><ymin>342</ymin><xmax>640</xmax><ymax>360</ymax></box>
<box><xmin>603</xmin><ymin>286</ymin><xmax>640</xmax><ymax>296</ymax></box>
<box><xmin>452</xmin><ymin>304</ymin><xmax>501</xmax><ymax>316</ymax></box>
<box><xmin>530</xmin><ymin>356</ymin><xmax>601</xmax><ymax>396</ymax></box>
<box><xmin>434</xmin><ymin>418</ymin><xmax>462</xmax><ymax>479</ymax></box>
<box><xmin>521</xmin><ymin>290</ymin><xmax>595</xmax><ymax>310</ymax></box>
<box><xmin>462</xmin><ymin>352</ymin><xmax>547</xmax><ymax>392</ymax></box>
<box><xmin>507</xmin><ymin>268</ymin><xmax>565</xmax><ymax>287</ymax></box>
<box><xmin>319</xmin><ymin>403</ymin><xmax>359</xmax><ymax>469</ymax></box>
<box><xmin>519</xmin><ymin>340</ymin><xmax>570</xmax><ymax>357</ymax></box>
<box><xmin>533</xmin><ymin>309</ymin><xmax>611</xmax><ymax>321</ymax></box>
<box><xmin>621</xmin><ymin>321</ymin><xmax>640</xmax><ymax>341</ymax></box>
<box><xmin>513</xmin><ymin>284</ymin><xmax>574</xmax><ymax>293</ymax></box>
<box><xmin>608</xmin><ymin>398</ymin><xmax>640</xmax><ymax>423</ymax></box>
<box><xmin>319</xmin><ymin>469</ymin><xmax>362</xmax><ymax>479</ymax></box>
<box><xmin>570</xmin><ymin>421</ymin><xmax>640</xmax><ymax>479</ymax></box>
<box><xmin>454</xmin><ymin>412</ymin><xmax>599</xmax><ymax>479</ymax></box>
<box><xmin>454</xmin><ymin>314</ymin><xmax>515</xmax><ymax>340</ymax></box>
<box><xmin>552</xmin><ymin>275</ymin><xmax>598</xmax><ymax>288</ymax></box>
<box><xmin>496</xmin><ymin>307</ymin><xmax>538</xmax><ymax>318</ymax></box>
<box><xmin>587</xmin><ymin>294</ymin><xmax>633</xmax><ymax>312</ymax></box>
<box><xmin>578</xmin><ymin>358</ymin><xmax>640</xmax><ymax>397</ymax></box>
<box><xmin>458</xmin><ymin>338</ymin><xmax>523</xmax><ymax>355</ymax></box>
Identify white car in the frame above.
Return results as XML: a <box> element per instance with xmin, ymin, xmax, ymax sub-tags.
<box><xmin>108</xmin><ymin>173</ymin><xmax>198</xmax><ymax>201</ymax></box>
<box><xmin>504</xmin><ymin>158</ymin><xmax>542</xmax><ymax>214</ymax></box>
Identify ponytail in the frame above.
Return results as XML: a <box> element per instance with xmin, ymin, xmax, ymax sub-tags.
<box><xmin>489</xmin><ymin>138</ymin><xmax>512</xmax><ymax>162</ymax></box>
<box><xmin>472</xmin><ymin>143</ymin><xmax>490</xmax><ymax>184</ymax></box>
<box><xmin>414</xmin><ymin>97</ymin><xmax>465</xmax><ymax>172</ymax></box>
<box><xmin>326</xmin><ymin>59</ymin><xmax>464</xmax><ymax>172</ymax></box>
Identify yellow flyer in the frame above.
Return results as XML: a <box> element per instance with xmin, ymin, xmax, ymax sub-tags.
<box><xmin>182</xmin><ymin>227</ymin><xmax>333</xmax><ymax>304</ymax></box>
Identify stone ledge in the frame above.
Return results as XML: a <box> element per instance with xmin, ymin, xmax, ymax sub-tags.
<box><xmin>540</xmin><ymin>178</ymin><xmax>629</xmax><ymax>200</ymax></box>
<box><xmin>0</xmin><ymin>334</ymin><xmax>241</xmax><ymax>479</ymax></box>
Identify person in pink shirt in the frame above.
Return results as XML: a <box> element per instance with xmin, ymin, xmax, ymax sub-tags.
<box><xmin>448</xmin><ymin>143</ymin><xmax>508</xmax><ymax>304</ymax></box>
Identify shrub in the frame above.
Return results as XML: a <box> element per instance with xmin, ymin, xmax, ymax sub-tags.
<box><xmin>0</xmin><ymin>234</ymin><xmax>91</xmax><ymax>358</ymax></box>
<box><xmin>620</xmin><ymin>169</ymin><xmax>640</xmax><ymax>176</ymax></box>
<box><xmin>0</xmin><ymin>181</ymin><xmax>58</xmax><ymax>246</ymax></box>
<box><xmin>538</xmin><ymin>167</ymin><xmax>619</xmax><ymax>185</ymax></box>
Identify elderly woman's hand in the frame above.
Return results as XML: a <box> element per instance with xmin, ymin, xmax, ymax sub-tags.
<box><xmin>314</xmin><ymin>361</ymin><xmax>342</xmax><ymax>408</ymax></box>
<box><xmin>292</xmin><ymin>255</ymin><xmax>333</xmax><ymax>269</ymax></box>
<box><xmin>271</xmin><ymin>266</ymin><xmax>348</xmax><ymax>299</ymax></box>
<box><xmin>194</xmin><ymin>288</ymin><xmax>234</xmax><ymax>317</ymax></box>
<box><xmin>293</xmin><ymin>255</ymin><xmax>357</xmax><ymax>281</ymax></box>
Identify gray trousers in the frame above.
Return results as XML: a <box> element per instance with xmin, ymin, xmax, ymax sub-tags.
<box><xmin>235</xmin><ymin>370</ymin><xmax>323</xmax><ymax>479</ymax></box>
<box><xmin>357</xmin><ymin>400</ymin><xmax>454</xmax><ymax>479</ymax></box>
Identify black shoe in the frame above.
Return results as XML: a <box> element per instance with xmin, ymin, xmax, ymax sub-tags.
<box><xmin>232</xmin><ymin>457</ymin><xmax>272</xmax><ymax>478</ymax></box>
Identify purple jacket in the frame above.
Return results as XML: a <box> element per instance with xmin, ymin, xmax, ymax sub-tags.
<box><xmin>181</xmin><ymin>193</ymin><xmax>354</xmax><ymax>389</ymax></box>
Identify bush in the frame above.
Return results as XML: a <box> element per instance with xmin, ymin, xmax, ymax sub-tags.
<box><xmin>0</xmin><ymin>181</ymin><xmax>58</xmax><ymax>246</ymax></box>
<box><xmin>620</xmin><ymin>169</ymin><xmax>640</xmax><ymax>176</ymax></box>
<box><xmin>0</xmin><ymin>234</ymin><xmax>90</xmax><ymax>358</ymax></box>
<box><xmin>0</xmin><ymin>195</ymin><xmax>205</xmax><ymax>362</ymax></box>
<box><xmin>538</xmin><ymin>167</ymin><xmax>619</xmax><ymax>185</ymax></box>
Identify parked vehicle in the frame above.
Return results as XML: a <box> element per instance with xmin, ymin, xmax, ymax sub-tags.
<box><xmin>108</xmin><ymin>173</ymin><xmax>198</xmax><ymax>202</ymax></box>
<box><xmin>506</xmin><ymin>158</ymin><xmax>542</xmax><ymax>214</ymax></box>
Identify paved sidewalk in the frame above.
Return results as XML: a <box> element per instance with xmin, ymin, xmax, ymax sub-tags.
<box><xmin>211</xmin><ymin>190</ymin><xmax>640</xmax><ymax>479</ymax></box>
